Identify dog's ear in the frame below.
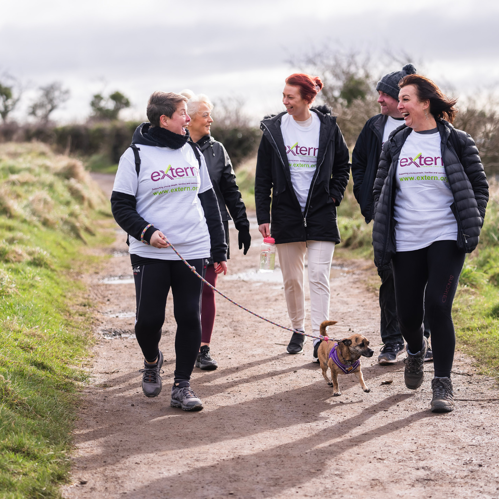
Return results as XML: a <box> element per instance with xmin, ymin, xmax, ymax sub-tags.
<box><xmin>341</xmin><ymin>339</ymin><xmax>352</xmax><ymax>347</ymax></box>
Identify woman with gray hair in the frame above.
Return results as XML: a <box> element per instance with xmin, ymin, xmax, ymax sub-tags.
<box><xmin>111</xmin><ymin>91</ymin><xmax>228</xmax><ymax>411</ymax></box>
<box><xmin>181</xmin><ymin>89</ymin><xmax>251</xmax><ymax>371</ymax></box>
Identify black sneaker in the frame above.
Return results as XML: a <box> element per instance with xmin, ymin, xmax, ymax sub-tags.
<box><xmin>140</xmin><ymin>350</ymin><xmax>164</xmax><ymax>398</ymax></box>
<box><xmin>424</xmin><ymin>347</ymin><xmax>434</xmax><ymax>362</ymax></box>
<box><xmin>378</xmin><ymin>343</ymin><xmax>405</xmax><ymax>365</ymax></box>
<box><xmin>195</xmin><ymin>345</ymin><xmax>218</xmax><ymax>371</ymax></box>
<box><xmin>404</xmin><ymin>337</ymin><xmax>428</xmax><ymax>390</ymax></box>
<box><xmin>171</xmin><ymin>381</ymin><xmax>203</xmax><ymax>411</ymax></box>
<box><xmin>431</xmin><ymin>377</ymin><xmax>454</xmax><ymax>413</ymax></box>
<box><xmin>312</xmin><ymin>340</ymin><xmax>322</xmax><ymax>363</ymax></box>
<box><xmin>287</xmin><ymin>331</ymin><xmax>306</xmax><ymax>354</ymax></box>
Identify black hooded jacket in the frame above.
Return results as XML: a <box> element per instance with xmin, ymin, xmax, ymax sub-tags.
<box><xmin>195</xmin><ymin>134</ymin><xmax>250</xmax><ymax>260</ymax></box>
<box><xmin>110</xmin><ymin>123</ymin><xmax>227</xmax><ymax>262</ymax></box>
<box><xmin>372</xmin><ymin>120</ymin><xmax>489</xmax><ymax>268</ymax></box>
<box><xmin>255</xmin><ymin>106</ymin><xmax>350</xmax><ymax>244</ymax></box>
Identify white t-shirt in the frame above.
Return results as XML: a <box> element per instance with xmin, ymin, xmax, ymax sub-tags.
<box><xmin>113</xmin><ymin>143</ymin><xmax>213</xmax><ymax>260</ymax></box>
<box><xmin>281</xmin><ymin>112</ymin><xmax>321</xmax><ymax>212</ymax></box>
<box><xmin>382</xmin><ymin>116</ymin><xmax>405</xmax><ymax>146</ymax></box>
<box><xmin>394</xmin><ymin>129</ymin><xmax>457</xmax><ymax>252</ymax></box>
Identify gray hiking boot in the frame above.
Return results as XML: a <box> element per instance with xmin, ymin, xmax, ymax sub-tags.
<box><xmin>431</xmin><ymin>377</ymin><xmax>454</xmax><ymax>413</ymax></box>
<box><xmin>171</xmin><ymin>381</ymin><xmax>203</xmax><ymax>411</ymax></box>
<box><xmin>195</xmin><ymin>345</ymin><xmax>218</xmax><ymax>371</ymax></box>
<box><xmin>404</xmin><ymin>337</ymin><xmax>428</xmax><ymax>389</ymax></box>
<box><xmin>140</xmin><ymin>350</ymin><xmax>164</xmax><ymax>398</ymax></box>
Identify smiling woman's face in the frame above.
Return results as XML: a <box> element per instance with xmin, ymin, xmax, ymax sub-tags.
<box><xmin>398</xmin><ymin>84</ymin><xmax>429</xmax><ymax>130</ymax></box>
<box><xmin>160</xmin><ymin>101</ymin><xmax>191</xmax><ymax>135</ymax></box>
<box><xmin>188</xmin><ymin>102</ymin><xmax>213</xmax><ymax>138</ymax></box>
<box><xmin>282</xmin><ymin>84</ymin><xmax>310</xmax><ymax>118</ymax></box>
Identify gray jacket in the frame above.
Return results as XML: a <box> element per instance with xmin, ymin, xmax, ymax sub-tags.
<box><xmin>372</xmin><ymin>120</ymin><xmax>489</xmax><ymax>268</ymax></box>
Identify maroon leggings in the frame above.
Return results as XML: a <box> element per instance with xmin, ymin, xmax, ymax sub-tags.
<box><xmin>201</xmin><ymin>264</ymin><xmax>218</xmax><ymax>344</ymax></box>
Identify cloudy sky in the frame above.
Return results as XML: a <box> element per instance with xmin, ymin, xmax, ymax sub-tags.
<box><xmin>1</xmin><ymin>0</ymin><xmax>498</xmax><ymax>123</ymax></box>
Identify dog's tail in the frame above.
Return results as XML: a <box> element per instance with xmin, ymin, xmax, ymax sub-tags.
<box><xmin>320</xmin><ymin>320</ymin><xmax>338</xmax><ymax>336</ymax></box>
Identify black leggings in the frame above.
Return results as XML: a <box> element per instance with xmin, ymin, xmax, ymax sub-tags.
<box><xmin>132</xmin><ymin>258</ymin><xmax>205</xmax><ymax>383</ymax></box>
<box><xmin>391</xmin><ymin>240</ymin><xmax>465</xmax><ymax>378</ymax></box>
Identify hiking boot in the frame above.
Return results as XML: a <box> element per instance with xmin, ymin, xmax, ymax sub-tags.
<box><xmin>287</xmin><ymin>331</ymin><xmax>306</xmax><ymax>354</ymax></box>
<box><xmin>431</xmin><ymin>377</ymin><xmax>454</xmax><ymax>413</ymax></box>
<box><xmin>404</xmin><ymin>338</ymin><xmax>428</xmax><ymax>390</ymax></box>
<box><xmin>140</xmin><ymin>350</ymin><xmax>164</xmax><ymax>398</ymax></box>
<box><xmin>171</xmin><ymin>381</ymin><xmax>203</xmax><ymax>411</ymax></box>
<box><xmin>312</xmin><ymin>340</ymin><xmax>322</xmax><ymax>363</ymax></box>
<box><xmin>378</xmin><ymin>342</ymin><xmax>405</xmax><ymax>365</ymax></box>
<box><xmin>195</xmin><ymin>345</ymin><xmax>218</xmax><ymax>371</ymax></box>
<box><xmin>424</xmin><ymin>347</ymin><xmax>434</xmax><ymax>362</ymax></box>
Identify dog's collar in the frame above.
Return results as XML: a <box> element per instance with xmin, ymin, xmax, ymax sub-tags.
<box><xmin>329</xmin><ymin>343</ymin><xmax>360</xmax><ymax>374</ymax></box>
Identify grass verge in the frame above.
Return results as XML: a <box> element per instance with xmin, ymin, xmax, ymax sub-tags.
<box><xmin>0</xmin><ymin>143</ymin><xmax>112</xmax><ymax>498</ymax></box>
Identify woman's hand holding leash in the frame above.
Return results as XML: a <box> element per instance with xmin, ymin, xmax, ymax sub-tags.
<box><xmin>150</xmin><ymin>230</ymin><xmax>171</xmax><ymax>249</ymax></box>
<box><xmin>214</xmin><ymin>262</ymin><xmax>228</xmax><ymax>275</ymax></box>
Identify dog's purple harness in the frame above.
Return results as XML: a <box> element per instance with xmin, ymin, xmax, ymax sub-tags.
<box><xmin>329</xmin><ymin>343</ymin><xmax>360</xmax><ymax>374</ymax></box>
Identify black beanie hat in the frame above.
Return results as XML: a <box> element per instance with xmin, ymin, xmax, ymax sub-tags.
<box><xmin>376</xmin><ymin>64</ymin><xmax>417</xmax><ymax>100</ymax></box>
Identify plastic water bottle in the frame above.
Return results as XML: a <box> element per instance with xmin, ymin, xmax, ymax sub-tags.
<box><xmin>259</xmin><ymin>237</ymin><xmax>276</xmax><ymax>272</ymax></box>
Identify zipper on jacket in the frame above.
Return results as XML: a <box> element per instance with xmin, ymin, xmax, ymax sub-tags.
<box><xmin>261</xmin><ymin>122</ymin><xmax>288</xmax><ymax>171</ymax></box>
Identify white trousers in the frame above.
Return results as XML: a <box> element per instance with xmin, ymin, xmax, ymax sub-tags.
<box><xmin>276</xmin><ymin>240</ymin><xmax>335</xmax><ymax>336</ymax></box>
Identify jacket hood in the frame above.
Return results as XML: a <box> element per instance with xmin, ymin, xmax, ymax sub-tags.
<box><xmin>195</xmin><ymin>134</ymin><xmax>216</xmax><ymax>151</ymax></box>
<box><xmin>132</xmin><ymin>123</ymin><xmax>161</xmax><ymax>147</ymax></box>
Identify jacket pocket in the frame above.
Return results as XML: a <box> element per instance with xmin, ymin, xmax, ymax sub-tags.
<box><xmin>450</xmin><ymin>202</ymin><xmax>466</xmax><ymax>249</ymax></box>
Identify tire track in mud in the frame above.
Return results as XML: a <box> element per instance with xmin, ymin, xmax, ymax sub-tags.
<box><xmin>63</xmin><ymin>174</ymin><xmax>499</xmax><ymax>499</ymax></box>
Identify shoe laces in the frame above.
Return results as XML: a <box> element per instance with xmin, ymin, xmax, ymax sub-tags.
<box><xmin>404</xmin><ymin>354</ymin><xmax>424</xmax><ymax>374</ymax></box>
<box><xmin>175</xmin><ymin>386</ymin><xmax>199</xmax><ymax>400</ymax></box>
<box><xmin>140</xmin><ymin>365</ymin><xmax>161</xmax><ymax>384</ymax></box>
<box><xmin>381</xmin><ymin>343</ymin><xmax>400</xmax><ymax>354</ymax></box>
<box><xmin>432</xmin><ymin>378</ymin><xmax>453</xmax><ymax>400</ymax></box>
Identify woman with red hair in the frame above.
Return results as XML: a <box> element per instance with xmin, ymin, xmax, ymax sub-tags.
<box><xmin>255</xmin><ymin>73</ymin><xmax>350</xmax><ymax>359</ymax></box>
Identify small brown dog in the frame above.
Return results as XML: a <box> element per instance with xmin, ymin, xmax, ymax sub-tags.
<box><xmin>317</xmin><ymin>320</ymin><xmax>374</xmax><ymax>396</ymax></box>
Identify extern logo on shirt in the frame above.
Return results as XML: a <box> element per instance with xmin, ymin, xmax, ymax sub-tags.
<box><xmin>150</xmin><ymin>165</ymin><xmax>199</xmax><ymax>182</ymax></box>
<box><xmin>285</xmin><ymin>142</ymin><xmax>319</xmax><ymax>157</ymax></box>
<box><xmin>399</xmin><ymin>153</ymin><xmax>443</xmax><ymax>167</ymax></box>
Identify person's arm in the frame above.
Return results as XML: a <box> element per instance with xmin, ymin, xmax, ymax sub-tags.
<box><xmin>351</xmin><ymin>124</ymin><xmax>369</xmax><ymax>204</ymax></box>
<box><xmin>255</xmin><ymin>134</ymin><xmax>273</xmax><ymax>226</ymax></box>
<box><xmin>218</xmin><ymin>144</ymin><xmax>251</xmax><ymax>254</ymax></box>
<box><xmin>459</xmin><ymin>133</ymin><xmax>489</xmax><ymax>221</ymax></box>
<box><xmin>328</xmin><ymin>126</ymin><xmax>351</xmax><ymax>206</ymax></box>
<box><xmin>373</xmin><ymin>142</ymin><xmax>392</xmax><ymax>216</ymax></box>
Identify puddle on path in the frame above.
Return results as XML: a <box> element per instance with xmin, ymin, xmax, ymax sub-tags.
<box><xmin>101</xmin><ymin>275</ymin><xmax>134</xmax><ymax>285</ymax></box>
<box><xmin>103</xmin><ymin>311</ymin><xmax>135</xmax><ymax>319</ymax></box>
<box><xmin>225</xmin><ymin>268</ymin><xmax>283</xmax><ymax>283</ymax></box>
<box><xmin>100</xmin><ymin>328</ymin><xmax>136</xmax><ymax>339</ymax></box>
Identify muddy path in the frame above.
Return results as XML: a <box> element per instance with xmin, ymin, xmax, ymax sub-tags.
<box><xmin>63</xmin><ymin>175</ymin><xmax>499</xmax><ymax>499</ymax></box>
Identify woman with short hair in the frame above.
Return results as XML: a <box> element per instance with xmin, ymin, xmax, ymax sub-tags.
<box><xmin>255</xmin><ymin>73</ymin><xmax>350</xmax><ymax>359</ymax></box>
<box><xmin>111</xmin><ymin>91</ymin><xmax>228</xmax><ymax>411</ymax></box>
<box><xmin>181</xmin><ymin>89</ymin><xmax>251</xmax><ymax>370</ymax></box>
<box><xmin>373</xmin><ymin>75</ymin><xmax>489</xmax><ymax>412</ymax></box>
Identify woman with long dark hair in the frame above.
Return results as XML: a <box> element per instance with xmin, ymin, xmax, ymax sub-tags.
<box><xmin>255</xmin><ymin>73</ymin><xmax>350</xmax><ymax>359</ymax></box>
<box><xmin>373</xmin><ymin>75</ymin><xmax>489</xmax><ymax>412</ymax></box>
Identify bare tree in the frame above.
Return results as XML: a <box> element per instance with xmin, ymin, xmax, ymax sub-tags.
<box><xmin>28</xmin><ymin>82</ymin><xmax>70</xmax><ymax>123</ymax></box>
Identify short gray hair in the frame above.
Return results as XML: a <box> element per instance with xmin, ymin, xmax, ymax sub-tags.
<box><xmin>180</xmin><ymin>89</ymin><xmax>214</xmax><ymax>117</ymax></box>
<box><xmin>147</xmin><ymin>91</ymin><xmax>187</xmax><ymax>126</ymax></box>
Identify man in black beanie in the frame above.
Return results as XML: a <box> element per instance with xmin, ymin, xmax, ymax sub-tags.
<box><xmin>351</xmin><ymin>64</ymin><xmax>432</xmax><ymax>364</ymax></box>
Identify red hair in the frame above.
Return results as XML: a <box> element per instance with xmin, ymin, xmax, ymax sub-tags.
<box><xmin>285</xmin><ymin>73</ymin><xmax>323</xmax><ymax>103</ymax></box>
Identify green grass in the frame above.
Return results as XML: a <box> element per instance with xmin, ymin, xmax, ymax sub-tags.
<box><xmin>0</xmin><ymin>143</ymin><xmax>112</xmax><ymax>498</ymax></box>
<box><xmin>85</xmin><ymin>153</ymin><xmax>118</xmax><ymax>174</ymax></box>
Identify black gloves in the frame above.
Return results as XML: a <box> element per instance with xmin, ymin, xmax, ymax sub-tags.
<box><xmin>238</xmin><ymin>229</ymin><xmax>251</xmax><ymax>255</ymax></box>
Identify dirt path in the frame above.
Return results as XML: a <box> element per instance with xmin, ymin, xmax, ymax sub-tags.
<box><xmin>63</xmin><ymin>175</ymin><xmax>499</xmax><ymax>499</ymax></box>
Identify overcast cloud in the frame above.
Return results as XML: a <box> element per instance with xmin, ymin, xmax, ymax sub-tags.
<box><xmin>1</xmin><ymin>0</ymin><xmax>498</xmax><ymax>122</ymax></box>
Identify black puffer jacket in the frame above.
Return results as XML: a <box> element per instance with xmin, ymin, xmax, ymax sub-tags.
<box><xmin>196</xmin><ymin>134</ymin><xmax>250</xmax><ymax>260</ymax></box>
<box><xmin>373</xmin><ymin>120</ymin><xmax>489</xmax><ymax>268</ymax></box>
<box><xmin>352</xmin><ymin>114</ymin><xmax>391</xmax><ymax>223</ymax></box>
<box><xmin>255</xmin><ymin>106</ymin><xmax>350</xmax><ymax>244</ymax></box>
